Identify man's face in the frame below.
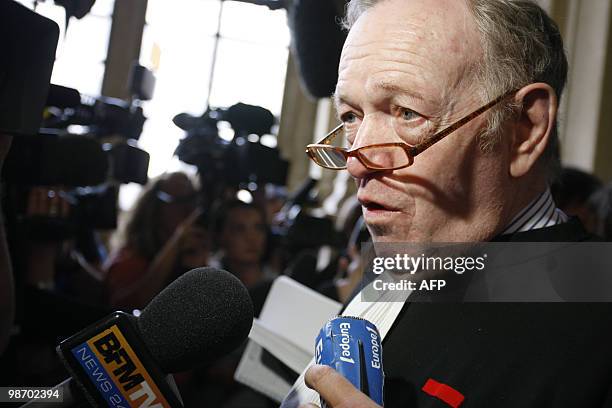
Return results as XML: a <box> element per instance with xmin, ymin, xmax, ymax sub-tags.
<box><xmin>337</xmin><ymin>0</ymin><xmax>512</xmax><ymax>243</ymax></box>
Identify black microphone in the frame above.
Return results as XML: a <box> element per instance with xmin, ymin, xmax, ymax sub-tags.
<box><xmin>288</xmin><ymin>0</ymin><xmax>347</xmax><ymax>98</ymax></box>
<box><xmin>23</xmin><ymin>267</ymin><xmax>254</xmax><ymax>407</ymax></box>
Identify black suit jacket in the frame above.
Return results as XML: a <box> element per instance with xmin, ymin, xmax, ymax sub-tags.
<box><xmin>381</xmin><ymin>219</ymin><xmax>612</xmax><ymax>407</ymax></box>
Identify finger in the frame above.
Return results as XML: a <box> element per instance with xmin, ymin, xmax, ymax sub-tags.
<box><xmin>305</xmin><ymin>365</ymin><xmax>378</xmax><ymax>408</ymax></box>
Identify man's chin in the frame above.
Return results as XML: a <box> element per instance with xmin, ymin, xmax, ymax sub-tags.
<box><xmin>364</xmin><ymin>205</ymin><xmax>403</xmax><ymax>223</ymax></box>
<box><xmin>367</xmin><ymin>222</ymin><xmax>416</xmax><ymax>244</ymax></box>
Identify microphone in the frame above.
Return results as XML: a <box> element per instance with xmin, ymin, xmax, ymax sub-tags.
<box><xmin>24</xmin><ymin>267</ymin><xmax>254</xmax><ymax>407</ymax></box>
<box><xmin>288</xmin><ymin>0</ymin><xmax>347</xmax><ymax>98</ymax></box>
<box><xmin>315</xmin><ymin>316</ymin><xmax>384</xmax><ymax>407</ymax></box>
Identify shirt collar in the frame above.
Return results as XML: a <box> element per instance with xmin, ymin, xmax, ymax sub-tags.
<box><xmin>501</xmin><ymin>188</ymin><xmax>568</xmax><ymax>235</ymax></box>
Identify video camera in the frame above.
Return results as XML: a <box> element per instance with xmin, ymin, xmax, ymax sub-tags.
<box><xmin>173</xmin><ymin>102</ymin><xmax>289</xmax><ymax>210</ymax></box>
<box><xmin>2</xmin><ymin>65</ymin><xmax>154</xmax><ymax>237</ymax></box>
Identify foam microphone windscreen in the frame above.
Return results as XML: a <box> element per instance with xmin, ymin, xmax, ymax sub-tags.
<box><xmin>288</xmin><ymin>0</ymin><xmax>347</xmax><ymax>99</ymax></box>
<box><xmin>137</xmin><ymin>267</ymin><xmax>254</xmax><ymax>373</ymax></box>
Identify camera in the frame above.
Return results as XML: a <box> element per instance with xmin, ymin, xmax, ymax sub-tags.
<box><xmin>2</xmin><ymin>66</ymin><xmax>154</xmax><ymax>235</ymax></box>
<box><xmin>173</xmin><ymin>102</ymin><xmax>289</xmax><ymax>211</ymax></box>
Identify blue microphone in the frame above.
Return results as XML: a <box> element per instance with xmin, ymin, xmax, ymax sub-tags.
<box><xmin>315</xmin><ymin>316</ymin><xmax>384</xmax><ymax>406</ymax></box>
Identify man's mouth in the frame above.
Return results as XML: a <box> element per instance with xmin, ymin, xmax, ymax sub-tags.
<box><xmin>358</xmin><ymin>196</ymin><xmax>400</xmax><ymax>213</ymax></box>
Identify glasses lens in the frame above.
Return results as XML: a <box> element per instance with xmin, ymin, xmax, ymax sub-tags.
<box><xmin>308</xmin><ymin>146</ymin><xmax>347</xmax><ymax>169</ymax></box>
<box><xmin>358</xmin><ymin>145</ymin><xmax>412</xmax><ymax>170</ymax></box>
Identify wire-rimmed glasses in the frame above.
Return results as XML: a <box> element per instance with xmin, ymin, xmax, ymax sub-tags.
<box><xmin>306</xmin><ymin>90</ymin><xmax>516</xmax><ymax>171</ymax></box>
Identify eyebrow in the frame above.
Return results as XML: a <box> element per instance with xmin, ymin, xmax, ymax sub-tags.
<box><xmin>333</xmin><ymin>81</ymin><xmax>426</xmax><ymax>112</ymax></box>
<box><xmin>373</xmin><ymin>81</ymin><xmax>426</xmax><ymax>102</ymax></box>
<box><xmin>332</xmin><ymin>92</ymin><xmax>345</xmax><ymax>112</ymax></box>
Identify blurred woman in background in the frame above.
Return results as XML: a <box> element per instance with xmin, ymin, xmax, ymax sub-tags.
<box><xmin>211</xmin><ymin>199</ymin><xmax>276</xmax><ymax>288</ymax></box>
<box><xmin>104</xmin><ymin>172</ymin><xmax>210</xmax><ymax>309</ymax></box>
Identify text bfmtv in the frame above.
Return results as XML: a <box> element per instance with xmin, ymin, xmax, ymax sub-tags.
<box><xmin>71</xmin><ymin>325</ymin><xmax>171</xmax><ymax>408</ymax></box>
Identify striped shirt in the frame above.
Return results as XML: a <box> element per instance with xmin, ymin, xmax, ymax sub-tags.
<box><xmin>501</xmin><ymin>188</ymin><xmax>568</xmax><ymax>235</ymax></box>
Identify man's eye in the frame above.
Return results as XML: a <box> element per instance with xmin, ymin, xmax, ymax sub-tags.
<box><xmin>340</xmin><ymin>112</ymin><xmax>358</xmax><ymax>124</ymax></box>
<box><xmin>401</xmin><ymin>109</ymin><xmax>419</xmax><ymax>121</ymax></box>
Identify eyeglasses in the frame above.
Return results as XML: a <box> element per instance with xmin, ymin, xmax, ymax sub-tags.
<box><xmin>305</xmin><ymin>90</ymin><xmax>517</xmax><ymax>171</ymax></box>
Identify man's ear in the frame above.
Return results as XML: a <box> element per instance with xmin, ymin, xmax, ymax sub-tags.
<box><xmin>509</xmin><ymin>83</ymin><xmax>557</xmax><ymax>178</ymax></box>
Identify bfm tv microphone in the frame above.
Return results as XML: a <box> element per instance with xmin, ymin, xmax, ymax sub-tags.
<box><xmin>24</xmin><ymin>267</ymin><xmax>254</xmax><ymax>408</ymax></box>
<box><xmin>315</xmin><ymin>316</ymin><xmax>384</xmax><ymax>407</ymax></box>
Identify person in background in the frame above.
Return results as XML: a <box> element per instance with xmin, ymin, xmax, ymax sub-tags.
<box><xmin>104</xmin><ymin>172</ymin><xmax>210</xmax><ymax>310</ymax></box>
<box><xmin>178</xmin><ymin>199</ymin><xmax>277</xmax><ymax>408</ymax></box>
<box><xmin>551</xmin><ymin>166</ymin><xmax>602</xmax><ymax>231</ymax></box>
<box><xmin>588</xmin><ymin>182</ymin><xmax>612</xmax><ymax>240</ymax></box>
<box><xmin>1</xmin><ymin>142</ymin><xmax>110</xmax><ymax>385</ymax></box>
<box><xmin>211</xmin><ymin>199</ymin><xmax>276</xmax><ymax>289</ymax></box>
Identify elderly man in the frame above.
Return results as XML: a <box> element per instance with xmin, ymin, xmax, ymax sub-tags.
<box><xmin>282</xmin><ymin>0</ymin><xmax>612</xmax><ymax>407</ymax></box>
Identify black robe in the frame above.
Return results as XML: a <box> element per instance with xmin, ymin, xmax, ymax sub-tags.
<box><xmin>382</xmin><ymin>219</ymin><xmax>612</xmax><ymax>407</ymax></box>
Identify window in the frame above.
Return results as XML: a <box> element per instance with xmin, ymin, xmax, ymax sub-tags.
<box><xmin>137</xmin><ymin>0</ymin><xmax>290</xmax><ymax>177</ymax></box>
<box><xmin>14</xmin><ymin>0</ymin><xmax>115</xmax><ymax>96</ymax></box>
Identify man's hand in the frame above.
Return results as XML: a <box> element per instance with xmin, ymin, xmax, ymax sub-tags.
<box><xmin>301</xmin><ymin>364</ymin><xmax>382</xmax><ymax>408</ymax></box>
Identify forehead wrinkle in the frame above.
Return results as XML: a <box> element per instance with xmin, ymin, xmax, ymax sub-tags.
<box><xmin>339</xmin><ymin>50</ymin><xmax>427</xmax><ymax>72</ymax></box>
<box><xmin>340</xmin><ymin>39</ymin><xmax>465</xmax><ymax>102</ymax></box>
<box><xmin>340</xmin><ymin>30</ymin><xmax>431</xmax><ymax>62</ymax></box>
<box><xmin>339</xmin><ymin>49</ymin><xmax>431</xmax><ymax>77</ymax></box>
<box><xmin>339</xmin><ymin>54</ymin><xmax>433</xmax><ymax>103</ymax></box>
<box><xmin>339</xmin><ymin>41</ymin><xmax>433</xmax><ymax>81</ymax></box>
<box><xmin>369</xmin><ymin>79</ymin><xmax>425</xmax><ymax>104</ymax></box>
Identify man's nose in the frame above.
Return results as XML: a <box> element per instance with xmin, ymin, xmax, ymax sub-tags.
<box><xmin>346</xmin><ymin>154</ymin><xmax>374</xmax><ymax>179</ymax></box>
<box><xmin>346</xmin><ymin>120</ymin><xmax>386</xmax><ymax>179</ymax></box>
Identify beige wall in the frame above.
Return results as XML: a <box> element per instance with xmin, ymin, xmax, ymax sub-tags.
<box><xmin>594</xmin><ymin>2</ymin><xmax>612</xmax><ymax>182</ymax></box>
<box><xmin>545</xmin><ymin>0</ymin><xmax>612</xmax><ymax>182</ymax></box>
<box><xmin>277</xmin><ymin>55</ymin><xmax>318</xmax><ymax>191</ymax></box>
<box><xmin>101</xmin><ymin>0</ymin><xmax>148</xmax><ymax>100</ymax></box>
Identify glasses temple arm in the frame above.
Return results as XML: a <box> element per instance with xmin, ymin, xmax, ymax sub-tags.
<box><xmin>412</xmin><ymin>90</ymin><xmax>516</xmax><ymax>156</ymax></box>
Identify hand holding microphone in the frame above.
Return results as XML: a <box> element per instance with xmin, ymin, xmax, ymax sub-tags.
<box><xmin>302</xmin><ymin>365</ymin><xmax>382</xmax><ymax>408</ymax></box>
<box><xmin>304</xmin><ymin>316</ymin><xmax>384</xmax><ymax>408</ymax></box>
